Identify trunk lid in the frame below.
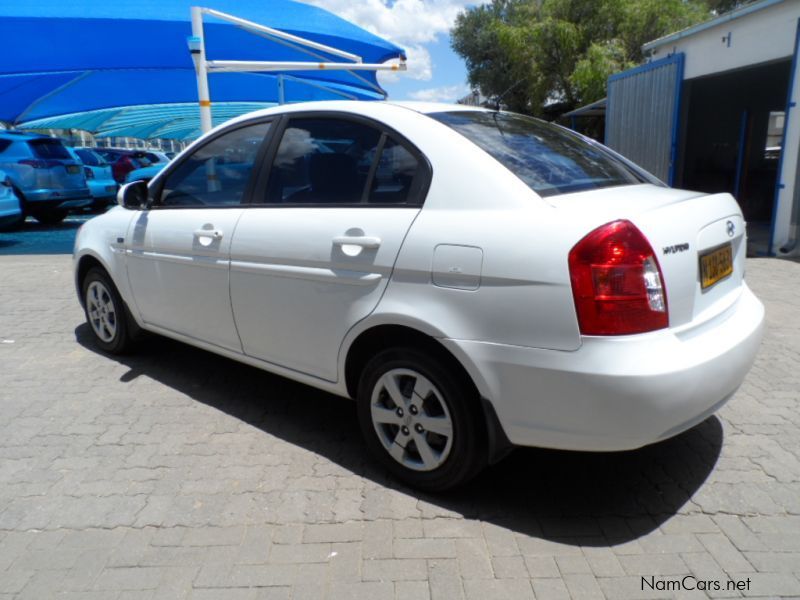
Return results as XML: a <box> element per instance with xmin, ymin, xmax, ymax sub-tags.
<box><xmin>28</xmin><ymin>139</ymin><xmax>87</xmax><ymax>191</ymax></box>
<box><xmin>47</xmin><ymin>161</ymin><xmax>86</xmax><ymax>191</ymax></box>
<box><xmin>547</xmin><ymin>184</ymin><xmax>746</xmax><ymax>330</ymax></box>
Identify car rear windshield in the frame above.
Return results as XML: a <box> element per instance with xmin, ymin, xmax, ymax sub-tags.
<box><xmin>429</xmin><ymin>111</ymin><xmax>648</xmax><ymax>197</ymax></box>
<box><xmin>29</xmin><ymin>139</ymin><xmax>71</xmax><ymax>160</ymax></box>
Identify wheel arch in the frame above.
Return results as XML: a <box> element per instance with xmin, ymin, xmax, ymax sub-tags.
<box><xmin>342</xmin><ymin>321</ymin><xmax>513</xmax><ymax>464</ymax></box>
<box><xmin>344</xmin><ymin>323</ymin><xmax>465</xmax><ymax>399</ymax></box>
<box><xmin>75</xmin><ymin>250</ymin><xmax>144</xmax><ymax>339</ymax></box>
<box><xmin>75</xmin><ymin>252</ymin><xmax>109</xmax><ymax>307</ymax></box>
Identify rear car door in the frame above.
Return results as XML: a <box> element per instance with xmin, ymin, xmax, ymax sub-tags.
<box><xmin>125</xmin><ymin>120</ymin><xmax>273</xmax><ymax>351</ymax></box>
<box><xmin>229</xmin><ymin>114</ymin><xmax>430</xmax><ymax>381</ymax></box>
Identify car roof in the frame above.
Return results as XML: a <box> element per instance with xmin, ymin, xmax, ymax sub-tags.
<box><xmin>210</xmin><ymin>100</ymin><xmax>493</xmax><ymax>136</ymax></box>
<box><xmin>386</xmin><ymin>101</ymin><xmax>492</xmax><ymax>115</ymax></box>
<box><xmin>97</xmin><ymin>148</ymin><xmax>148</xmax><ymax>155</ymax></box>
<box><xmin>0</xmin><ymin>130</ymin><xmax>54</xmax><ymax>141</ymax></box>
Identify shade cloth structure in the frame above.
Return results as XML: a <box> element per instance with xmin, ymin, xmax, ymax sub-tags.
<box><xmin>0</xmin><ymin>0</ymin><xmax>404</xmax><ymax>139</ymax></box>
<box><xmin>19</xmin><ymin>103</ymin><xmax>277</xmax><ymax>141</ymax></box>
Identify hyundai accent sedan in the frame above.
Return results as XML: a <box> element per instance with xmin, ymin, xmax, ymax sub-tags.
<box><xmin>73</xmin><ymin>101</ymin><xmax>764</xmax><ymax>491</ymax></box>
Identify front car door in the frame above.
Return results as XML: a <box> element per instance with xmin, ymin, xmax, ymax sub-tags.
<box><xmin>125</xmin><ymin>120</ymin><xmax>273</xmax><ymax>351</ymax></box>
<box><xmin>229</xmin><ymin>114</ymin><xmax>431</xmax><ymax>381</ymax></box>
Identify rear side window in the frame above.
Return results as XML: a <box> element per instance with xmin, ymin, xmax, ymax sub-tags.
<box><xmin>29</xmin><ymin>139</ymin><xmax>71</xmax><ymax>160</ymax></box>
<box><xmin>265</xmin><ymin>118</ymin><xmax>426</xmax><ymax>206</ymax></box>
<box><xmin>266</xmin><ymin>118</ymin><xmax>381</xmax><ymax>205</ymax></box>
<box><xmin>430</xmin><ymin>111</ymin><xmax>648</xmax><ymax>197</ymax></box>
<box><xmin>368</xmin><ymin>137</ymin><xmax>423</xmax><ymax>204</ymax></box>
<box><xmin>0</xmin><ymin>139</ymin><xmax>11</xmax><ymax>154</ymax></box>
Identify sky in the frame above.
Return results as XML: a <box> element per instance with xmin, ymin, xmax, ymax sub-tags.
<box><xmin>302</xmin><ymin>0</ymin><xmax>475</xmax><ymax>103</ymax></box>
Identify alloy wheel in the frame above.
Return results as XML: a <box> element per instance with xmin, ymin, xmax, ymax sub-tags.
<box><xmin>370</xmin><ymin>368</ymin><xmax>454</xmax><ymax>472</ymax></box>
<box><xmin>86</xmin><ymin>280</ymin><xmax>117</xmax><ymax>343</ymax></box>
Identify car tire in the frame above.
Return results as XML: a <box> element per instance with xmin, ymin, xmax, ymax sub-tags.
<box><xmin>81</xmin><ymin>267</ymin><xmax>133</xmax><ymax>354</ymax></box>
<box><xmin>357</xmin><ymin>347</ymin><xmax>486</xmax><ymax>492</ymax></box>
<box><xmin>34</xmin><ymin>210</ymin><xmax>67</xmax><ymax>225</ymax></box>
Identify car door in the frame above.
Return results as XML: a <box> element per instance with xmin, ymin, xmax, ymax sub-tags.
<box><xmin>229</xmin><ymin>115</ymin><xmax>431</xmax><ymax>381</ymax></box>
<box><xmin>125</xmin><ymin>120</ymin><xmax>273</xmax><ymax>351</ymax></box>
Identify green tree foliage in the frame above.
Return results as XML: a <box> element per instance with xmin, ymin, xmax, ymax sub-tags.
<box><xmin>451</xmin><ymin>0</ymin><xmax>729</xmax><ymax>116</ymax></box>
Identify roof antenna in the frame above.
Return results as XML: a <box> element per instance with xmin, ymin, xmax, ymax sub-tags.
<box><xmin>492</xmin><ymin>77</ymin><xmax>527</xmax><ymax>111</ymax></box>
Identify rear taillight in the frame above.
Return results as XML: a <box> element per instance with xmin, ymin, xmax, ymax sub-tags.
<box><xmin>568</xmin><ymin>220</ymin><xmax>668</xmax><ymax>336</ymax></box>
<box><xmin>84</xmin><ymin>166</ymin><xmax>94</xmax><ymax>179</ymax></box>
<box><xmin>18</xmin><ymin>159</ymin><xmax>61</xmax><ymax>169</ymax></box>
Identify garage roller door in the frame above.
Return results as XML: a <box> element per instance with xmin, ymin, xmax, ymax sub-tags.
<box><xmin>606</xmin><ymin>53</ymin><xmax>684</xmax><ymax>185</ymax></box>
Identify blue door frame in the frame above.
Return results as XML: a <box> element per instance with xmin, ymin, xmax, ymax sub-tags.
<box><xmin>767</xmin><ymin>17</ymin><xmax>800</xmax><ymax>256</ymax></box>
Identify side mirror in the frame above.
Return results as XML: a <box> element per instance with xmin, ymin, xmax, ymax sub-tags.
<box><xmin>117</xmin><ymin>180</ymin><xmax>150</xmax><ymax>210</ymax></box>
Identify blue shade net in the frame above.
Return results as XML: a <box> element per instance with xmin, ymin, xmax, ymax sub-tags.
<box><xmin>0</xmin><ymin>0</ymin><xmax>404</xmax><ymax>139</ymax></box>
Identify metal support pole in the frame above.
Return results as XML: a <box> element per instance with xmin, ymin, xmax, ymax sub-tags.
<box><xmin>191</xmin><ymin>6</ymin><xmax>213</xmax><ymax>136</ymax></box>
<box><xmin>277</xmin><ymin>74</ymin><xmax>285</xmax><ymax>105</ymax></box>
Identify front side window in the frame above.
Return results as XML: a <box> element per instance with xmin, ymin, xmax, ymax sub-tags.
<box><xmin>430</xmin><ymin>111</ymin><xmax>649</xmax><ymax>197</ymax></box>
<box><xmin>160</xmin><ymin>121</ymin><xmax>272</xmax><ymax>207</ymax></box>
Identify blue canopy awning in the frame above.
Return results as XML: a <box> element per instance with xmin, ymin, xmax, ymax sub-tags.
<box><xmin>0</xmin><ymin>0</ymin><xmax>404</xmax><ymax>136</ymax></box>
<box><xmin>18</xmin><ymin>102</ymin><xmax>278</xmax><ymax>141</ymax></box>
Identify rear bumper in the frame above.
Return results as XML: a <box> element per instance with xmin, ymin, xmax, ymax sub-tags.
<box><xmin>88</xmin><ymin>180</ymin><xmax>117</xmax><ymax>201</ymax></box>
<box><xmin>442</xmin><ymin>284</ymin><xmax>764</xmax><ymax>452</ymax></box>
<box><xmin>0</xmin><ymin>211</ymin><xmax>21</xmax><ymax>227</ymax></box>
<box><xmin>0</xmin><ymin>196</ymin><xmax>21</xmax><ymax>220</ymax></box>
<box><xmin>22</xmin><ymin>187</ymin><xmax>92</xmax><ymax>203</ymax></box>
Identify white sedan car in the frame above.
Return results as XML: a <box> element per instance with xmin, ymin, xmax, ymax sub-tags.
<box><xmin>73</xmin><ymin>101</ymin><xmax>764</xmax><ymax>490</ymax></box>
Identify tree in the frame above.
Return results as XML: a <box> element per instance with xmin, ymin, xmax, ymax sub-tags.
<box><xmin>451</xmin><ymin>0</ymin><xmax>718</xmax><ymax>117</ymax></box>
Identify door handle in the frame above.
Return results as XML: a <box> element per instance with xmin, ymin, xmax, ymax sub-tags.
<box><xmin>194</xmin><ymin>228</ymin><xmax>223</xmax><ymax>240</ymax></box>
<box><xmin>332</xmin><ymin>235</ymin><xmax>381</xmax><ymax>249</ymax></box>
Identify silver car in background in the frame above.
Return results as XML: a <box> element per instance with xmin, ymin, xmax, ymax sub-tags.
<box><xmin>69</xmin><ymin>147</ymin><xmax>118</xmax><ymax>211</ymax></box>
<box><xmin>0</xmin><ymin>169</ymin><xmax>22</xmax><ymax>230</ymax></box>
<box><xmin>0</xmin><ymin>131</ymin><xmax>91</xmax><ymax>224</ymax></box>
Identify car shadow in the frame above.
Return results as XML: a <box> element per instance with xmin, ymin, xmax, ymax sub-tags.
<box><xmin>75</xmin><ymin>324</ymin><xmax>722</xmax><ymax>545</ymax></box>
<box><xmin>0</xmin><ymin>215</ymin><xmax>92</xmax><ymax>255</ymax></box>
<box><xmin>0</xmin><ymin>238</ymin><xmax>20</xmax><ymax>249</ymax></box>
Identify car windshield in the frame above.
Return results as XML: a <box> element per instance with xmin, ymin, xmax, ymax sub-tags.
<box><xmin>29</xmin><ymin>139</ymin><xmax>71</xmax><ymax>160</ymax></box>
<box><xmin>429</xmin><ymin>111</ymin><xmax>649</xmax><ymax>197</ymax></box>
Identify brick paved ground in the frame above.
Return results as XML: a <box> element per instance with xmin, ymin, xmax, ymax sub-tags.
<box><xmin>0</xmin><ymin>254</ymin><xmax>798</xmax><ymax>599</ymax></box>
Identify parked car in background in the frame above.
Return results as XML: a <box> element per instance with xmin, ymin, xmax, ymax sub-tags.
<box><xmin>0</xmin><ymin>131</ymin><xmax>91</xmax><ymax>224</ymax></box>
<box><xmin>125</xmin><ymin>162</ymin><xmax>168</xmax><ymax>184</ymax></box>
<box><xmin>142</xmin><ymin>150</ymin><xmax>171</xmax><ymax>165</ymax></box>
<box><xmin>67</xmin><ymin>147</ymin><xmax>118</xmax><ymax>211</ymax></box>
<box><xmin>94</xmin><ymin>148</ymin><xmax>152</xmax><ymax>184</ymax></box>
<box><xmin>0</xmin><ymin>169</ymin><xmax>23</xmax><ymax>230</ymax></box>
<box><xmin>74</xmin><ymin>101</ymin><xmax>765</xmax><ymax>491</ymax></box>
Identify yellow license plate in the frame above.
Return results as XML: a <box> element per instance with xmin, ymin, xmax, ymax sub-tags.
<box><xmin>700</xmin><ymin>243</ymin><xmax>733</xmax><ymax>289</ymax></box>
<box><xmin>66</xmin><ymin>164</ymin><xmax>80</xmax><ymax>174</ymax></box>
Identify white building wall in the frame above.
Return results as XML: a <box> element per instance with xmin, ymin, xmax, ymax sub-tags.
<box><xmin>646</xmin><ymin>0</ymin><xmax>799</xmax><ymax>80</ymax></box>
<box><xmin>646</xmin><ymin>0</ymin><xmax>800</xmax><ymax>254</ymax></box>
